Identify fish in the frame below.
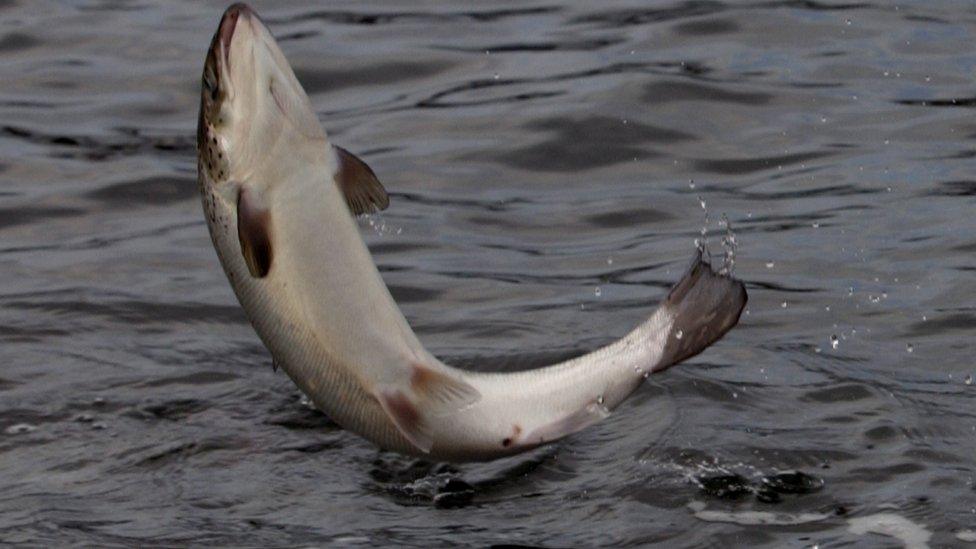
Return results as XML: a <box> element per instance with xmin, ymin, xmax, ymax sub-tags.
<box><xmin>196</xmin><ymin>3</ymin><xmax>747</xmax><ymax>462</ymax></box>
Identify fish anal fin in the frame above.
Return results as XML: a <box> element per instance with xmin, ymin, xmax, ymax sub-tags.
<box><xmin>410</xmin><ymin>363</ymin><xmax>481</xmax><ymax>415</ymax></box>
<box><xmin>333</xmin><ymin>145</ymin><xmax>390</xmax><ymax>215</ymax></box>
<box><xmin>524</xmin><ymin>400</ymin><xmax>611</xmax><ymax>446</ymax></box>
<box><xmin>377</xmin><ymin>389</ymin><xmax>433</xmax><ymax>453</ymax></box>
<box><xmin>236</xmin><ymin>186</ymin><xmax>273</xmax><ymax>278</ymax></box>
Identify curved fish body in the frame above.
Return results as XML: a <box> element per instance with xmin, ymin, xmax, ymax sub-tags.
<box><xmin>197</xmin><ymin>3</ymin><xmax>747</xmax><ymax>462</ymax></box>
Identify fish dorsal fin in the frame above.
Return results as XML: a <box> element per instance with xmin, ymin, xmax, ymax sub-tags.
<box><xmin>376</xmin><ymin>363</ymin><xmax>480</xmax><ymax>453</ymax></box>
<box><xmin>333</xmin><ymin>145</ymin><xmax>389</xmax><ymax>215</ymax></box>
<box><xmin>237</xmin><ymin>186</ymin><xmax>273</xmax><ymax>278</ymax></box>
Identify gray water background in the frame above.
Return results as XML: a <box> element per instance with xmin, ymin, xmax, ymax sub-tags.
<box><xmin>1</xmin><ymin>0</ymin><xmax>975</xmax><ymax>546</ymax></box>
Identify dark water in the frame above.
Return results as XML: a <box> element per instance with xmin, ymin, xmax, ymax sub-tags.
<box><xmin>2</xmin><ymin>0</ymin><xmax>975</xmax><ymax>546</ymax></box>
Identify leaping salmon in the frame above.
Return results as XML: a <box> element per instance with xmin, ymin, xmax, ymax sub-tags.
<box><xmin>196</xmin><ymin>3</ymin><xmax>747</xmax><ymax>462</ymax></box>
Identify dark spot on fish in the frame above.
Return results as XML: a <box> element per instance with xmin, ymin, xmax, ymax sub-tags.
<box><xmin>502</xmin><ymin>437</ymin><xmax>512</xmax><ymax>447</ymax></box>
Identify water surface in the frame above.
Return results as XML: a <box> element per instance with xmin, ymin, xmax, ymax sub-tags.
<box><xmin>2</xmin><ymin>1</ymin><xmax>975</xmax><ymax>546</ymax></box>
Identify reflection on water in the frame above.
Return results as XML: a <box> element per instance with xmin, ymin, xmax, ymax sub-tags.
<box><xmin>2</xmin><ymin>0</ymin><xmax>975</xmax><ymax>546</ymax></box>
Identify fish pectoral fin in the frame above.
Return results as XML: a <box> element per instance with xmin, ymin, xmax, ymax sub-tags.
<box><xmin>333</xmin><ymin>145</ymin><xmax>390</xmax><ymax>215</ymax></box>
<box><xmin>524</xmin><ymin>400</ymin><xmax>611</xmax><ymax>446</ymax></box>
<box><xmin>377</xmin><ymin>388</ymin><xmax>434</xmax><ymax>453</ymax></box>
<box><xmin>236</xmin><ymin>186</ymin><xmax>273</xmax><ymax>278</ymax></box>
<box><xmin>409</xmin><ymin>363</ymin><xmax>481</xmax><ymax>416</ymax></box>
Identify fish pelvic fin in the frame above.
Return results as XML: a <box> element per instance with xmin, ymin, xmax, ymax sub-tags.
<box><xmin>655</xmin><ymin>250</ymin><xmax>747</xmax><ymax>372</ymax></box>
<box><xmin>376</xmin><ymin>363</ymin><xmax>481</xmax><ymax>453</ymax></box>
<box><xmin>377</xmin><ymin>388</ymin><xmax>434</xmax><ymax>453</ymax></box>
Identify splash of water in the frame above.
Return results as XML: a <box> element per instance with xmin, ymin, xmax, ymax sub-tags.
<box><xmin>694</xmin><ymin>196</ymin><xmax>738</xmax><ymax>275</ymax></box>
<box><xmin>719</xmin><ymin>214</ymin><xmax>738</xmax><ymax>275</ymax></box>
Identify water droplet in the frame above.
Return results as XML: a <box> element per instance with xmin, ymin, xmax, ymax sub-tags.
<box><xmin>845</xmin><ymin>18</ymin><xmax>852</xmax><ymax>25</ymax></box>
<box><xmin>688</xmin><ymin>179</ymin><xmax>696</xmax><ymax>189</ymax></box>
<box><xmin>814</xmin><ymin>346</ymin><xmax>822</xmax><ymax>353</ymax></box>
<box><xmin>91</xmin><ymin>422</ymin><xmax>108</xmax><ymax>431</ymax></box>
<box><xmin>906</xmin><ymin>343</ymin><xmax>914</xmax><ymax>353</ymax></box>
<box><xmin>781</xmin><ymin>301</ymin><xmax>788</xmax><ymax>308</ymax></box>
<box><xmin>820</xmin><ymin>116</ymin><xmax>827</xmax><ymax>123</ymax></box>
<box><xmin>606</xmin><ymin>257</ymin><xmax>613</xmax><ymax>266</ymax></box>
<box><xmin>922</xmin><ymin>315</ymin><xmax>927</xmax><ymax>322</ymax></box>
<box><xmin>830</xmin><ymin>334</ymin><xmax>839</xmax><ymax>350</ymax></box>
<box><xmin>765</xmin><ymin>262</ymin><xmax>775</xmax><ymax>269</ymax></box>
<box><xmin>74</xmin><ymin>413</ymin><xmax>94</xmax><ymax>423</ymax></box>
<box><xmin>594</xmin><ymin>286</ymin><xmax>602</xmax><ymax>297</ymax></box>
<box><xmin>675</xmin><ymin>329</ymin><xmax>683</xmax><ymax>340</ymax></box>
<box><xmin>924</xmin><ymin>75</ymin><xmax>931</xmax><ymax>82</ymax></box>
<box><xmin>596</xmin><ymin>395</ymin><xmax>605</xmax><ymax>405</ymax></box>
<box><xmin>492</xmin><ymin>73</ymin><xmax>499</xmax><ymax>80</ymax></box>
<box><xmin>812</xmin><ymin>222</ymin><xmax>820</xmax><ymax>228</ymax></box>
<box><xmin>732</xmin><ymin>392</ymin><xmax>738</xmax><ymax>399</ymax></box>
<box><xmin>965</xmin><ymin>375</ymin><xmax>973</xmax><ymax>386</ymax></box>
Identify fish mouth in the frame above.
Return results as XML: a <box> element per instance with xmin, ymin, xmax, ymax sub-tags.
<box><xmin>217</xmin><ymin>3</ymin><xmax>251</xmax><ymax>70</ymax></box>
<box><xmin>199</xmin><ymin>4</ymin><xmax>256</xmax><ymax>182</ymax></box>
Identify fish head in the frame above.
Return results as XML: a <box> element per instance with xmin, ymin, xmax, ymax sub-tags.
<box><xmin>198</xmin><ymin>3</ymin><xmax>324</xmax><ymax>185</ymax></box>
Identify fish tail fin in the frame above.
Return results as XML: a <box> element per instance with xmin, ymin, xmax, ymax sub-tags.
<box><xmin>654</xmin><ymin>250</ymin><xmax>747</xmax><ymax>372</ymax></box>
